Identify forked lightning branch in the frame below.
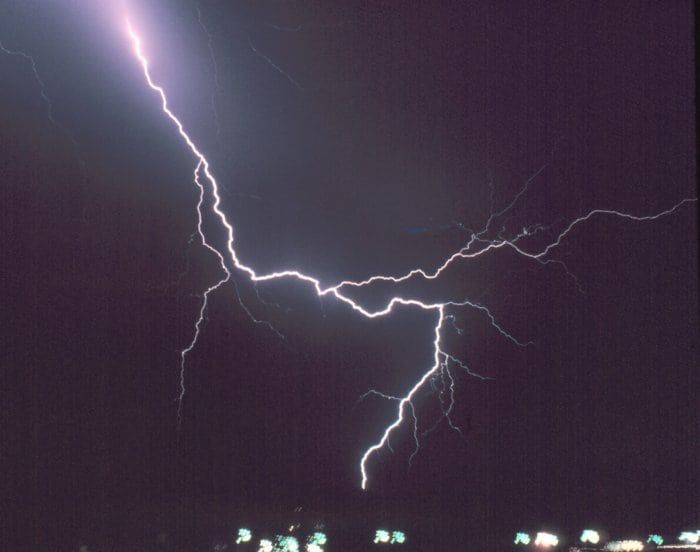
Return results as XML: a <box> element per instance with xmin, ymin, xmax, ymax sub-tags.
<box><xmin>123</xmin><ymin>18</ymin><xmax>695</xmax><ymax>490</ymax></box>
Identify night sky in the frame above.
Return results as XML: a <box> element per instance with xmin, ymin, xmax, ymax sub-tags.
<box><xmin>1</xmin><ymin>1</ymin><xmax>697</xmax><ymax>549</ymax></box>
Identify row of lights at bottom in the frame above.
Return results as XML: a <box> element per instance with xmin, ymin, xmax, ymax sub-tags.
<box><xmin>514</xmin><ymin>529</ymin><xmax>700</xmax><ymax>549</ymax></box>
<box><xmin>236</xmin><ymin>530</ymin><xmax>326</xmax><ymax>552</ymax></box>
<box><xmin>234</xmin><ymin>528</ymin><xmax>406</xmax><ymax>550</ymax></box>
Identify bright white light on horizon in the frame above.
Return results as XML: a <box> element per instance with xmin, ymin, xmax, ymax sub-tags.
<box><xmin>514</xmin><ymin>532</ymin><xmax>531</xmax><ymax>545</ymax></box>
<box><xmin>679</xmin><ymin>531</ymin><xmax>700</xmax><ymax>544</ymax></box>
<box><xmin>605</xmin><ymin>540</ymin><xmax>644</xmax><ymax>551</ymax></box>
<box><xmin>374</xmin><ymin>530</ymin><xmax>391</xmax><ymax>544</ymax></box>
<box><xmin>535</xmin><ymin>532</ymin><xmax>559</xmax><ymax>547</ymax></box>
<box><xmin>581</xmin><ymin>529</ymin><xmax>601</xmax><ymax>544</ymax></box>
<box><xmin>237</xmin><ymin>528</ymin><xmax>252</xmax><ymax>544</ymax></box>
<box><xmin>258</xmin><ymin>540</ymin><xmax>273</xmax><ymax>552</ymax></box>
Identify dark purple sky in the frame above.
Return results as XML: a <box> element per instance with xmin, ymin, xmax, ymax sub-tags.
<box><xmin>1</xmin><ymin>1</ymin><xmax>697</xmax><ymax>549</ymax></box>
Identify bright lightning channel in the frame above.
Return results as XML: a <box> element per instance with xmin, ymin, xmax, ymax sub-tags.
<box><xmin>124</xmin><ymin>19</ymin><xmax>696</xmax><ymax>490</ymax></box>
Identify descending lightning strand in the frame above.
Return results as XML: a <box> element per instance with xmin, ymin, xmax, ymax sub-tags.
<box><xmin>0</xmin><ymin>37</ymin><xmax>84</xmax><ymax>157</ymax></box>
<box><xmin>247</xmin><ymin>31</ymin><xmax>310</xmax><ymax>91</ymax></box>
<box><xmin>125</xmin><ymin>20</ymin><xmax>696</xmax><ymax>489</ymax></box>
<box><xmin>176</xmin><ymin>161</ymin><xmax>230</xmax><ymax>424</ymax></box>
<box><xmin>0</xmin><ymin>38</ymin><xmax>57</xmax><ymax>125</ymax></box>
<box><xmin>1</xmin><ymin>36</ymin><xmax>87</xmax><ymax>177</ymax></box>
<box><xmin>178</xmin><ymin>161</ymin><xmax>284</xmax><ymax>425</ymax></box>
<box><xmin>193</xmin><ymin>164</ymin><xmax>286</xmax><ymax>341</ymax></box>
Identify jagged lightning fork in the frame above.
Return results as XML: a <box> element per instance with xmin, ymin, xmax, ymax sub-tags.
<box><xmin>124</xmin><ymin>18</ymin><xmax>696</xmax><ymax>489</ymax></box>
<box><xmin>361</xmin><ymin>308</ymin><xmax>446</xmax><ymax>486</ymax></box>
<box><xmin>176</xmin><ymin>161</ymin><xmax>230</xmax><ymax>424</ymax></box>
<box><xmin>193</xmin><ymin>163</ymin><xmax>285</xmax><ymax>340</ymax></box>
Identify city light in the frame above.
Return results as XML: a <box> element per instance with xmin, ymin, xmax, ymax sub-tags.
<box><xmin>274</xmin><ymin>535</ymin><xmax>300</xmax><ymax>552</ymax></box>
<box><xmin>258</xmin><ymin>540</ymin><xmax>273</xmax><ymax>552</ymax></box>
<box><xmin>390</xmin><ymin>531</ymin><xmax>406</xmax><ymax>544</ymax></box>
<box><xmin>605</xmin><ymin>540</ymin><xmax>644</xmax><ymax>551</ymax></box>
<box><xmin>374</xmin><ymin>530</ymin><xmax>391</xmax><ymax>544</ymax></box>
<box><xmin>515</xmin><ymin>532</ymin><xmax>532</xmax><ymax>545</ymax></box>
<box><xmin>679</xmin><ymin>531</ymin><xmax>700</xmax><ymax>545</ymax></box>
<box><xmin>307</xmin><ymin>532</ymin><xmax>327</xmax><ymax>546</ymax></box>
<box><xmin>237</xmin><ymin>528</ymin><xmax>252</xmax><ymax>544</ymax></box>
<box><xmin>648</xmin><ymin>534</ymin><xmax>664</xmax><ymax>545</ymax></box>
<box><xmin>535</xmin><ymin>532</ymin><xmax>560</xmax><ymax>547</ymax></box>
<box><xmin>581</xmin><ymin>529</ymin><xmax>601</xmax><ymax>544</ymax></box>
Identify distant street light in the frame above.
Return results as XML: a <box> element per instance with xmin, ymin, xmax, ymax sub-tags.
<box><xmin>605</xmin><ymin>540</ymin><xmax>644</xmax><ymax>551</ymax></box>
<box><xmin>581</xmin><ymin>530</ymin><xmax>600</xmax><ymax>544</ymax></box>
<box><xmin>679</xmin><ymin>531</ymin><xmax>700</xmax><ymax>544</ymax></box>
<box><xmin>237</xmin><ymin>528</ymin><xmax>252</xmax><ymax>544</ymax></box>
<box><xmin>374</xmin><ymin>530</ymin><xmax>391</xmax><ymax>544</ymax></box>
<box><xmin>535</xmin><ymin>532</ymin><xmax>559</xmax><ymax>547</ymax></box>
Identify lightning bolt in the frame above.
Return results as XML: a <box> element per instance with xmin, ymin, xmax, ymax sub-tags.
<box><xmin>1</xmin><ymin>36</ymin><xmax>86</xmax><ymax>175</ymax></box>
<box><xmin>176</xmin><ymin>161</ymin><xmax>230</xmax><ymax>424</ymax></box>
<box><xmin>124</xmin><ymin>19</ymin><xmax>696</xmax><ymax>489</ymax></box>
<box><xmin>247</xmin><ymin>33</ymin><xmax>309</xmax><ymax>91</ymax></box>
<box><xmin>1</xmin><ymin>38</ymin><xmax>58</xmax><ymax>127</ymax></box>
